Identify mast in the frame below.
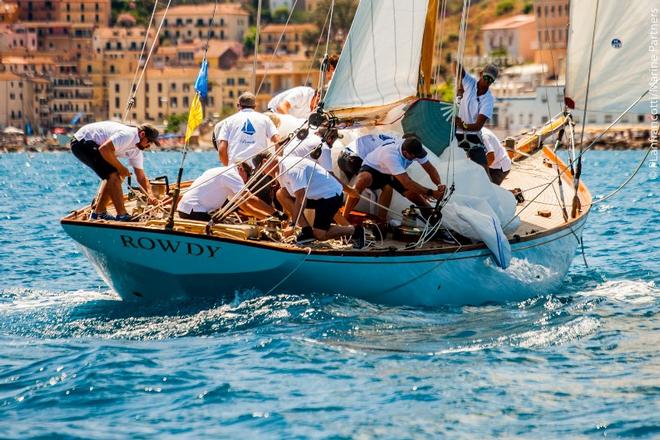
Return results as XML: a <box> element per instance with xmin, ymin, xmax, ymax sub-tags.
<box><xmin>419</xmin><ymin>0</ymin><xmax>439</xmax><ymax>97</ymax></box>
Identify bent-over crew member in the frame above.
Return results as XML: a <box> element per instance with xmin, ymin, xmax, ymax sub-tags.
<box><xmin>268</xmin><ymin>86</ymin><xmax>320</xmax><ymax>120</ymax></box>
<box><xmin>481</xmin><ymin>127</ymin><xmax>512</xmax><ymax>185</ymax></box>
<box><xmin>177</xmin><ymin>163</ymin><xmax>286</xmax><ymax>222</ymax></box>
<box><xmin>70</xmin><ymin>120</ymin><xmax>160</xmax><ymax>221</ymax></box>
<box><xmin>342</xmin><ymin>135</ymin><xmax>446</xmax><ymax>218</ymax></box>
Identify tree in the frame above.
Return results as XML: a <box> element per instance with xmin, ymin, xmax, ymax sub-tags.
<box><xmin>308</xmin><ymin>0</ymin><xmax>358</xmax><ymax>54</ymax></box>
<box><xmin>166</xmin><ymin>113</ymin><xmax>188</xmax><ymax>134</ymax></box>
<box><xmin>243</xmin><ymin>26</ymin><xmax>257</xmax><ymax>55</ymax></box>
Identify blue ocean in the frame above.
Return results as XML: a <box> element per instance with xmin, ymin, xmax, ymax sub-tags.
<box><xmin>0</xmin><ymin>150</ymin><xmax>658</xmax><ymax>438</ymax></box>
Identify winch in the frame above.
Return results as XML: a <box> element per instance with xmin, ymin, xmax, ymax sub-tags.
<box><xmin>393</xmin><ymin>206</ymin><xmax>423</xmax><ymax>242</ymax></box>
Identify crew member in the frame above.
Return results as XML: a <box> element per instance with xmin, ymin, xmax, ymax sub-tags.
<box><xmin>177</xmin><ymin>163</ymin><xmax>286</xmax><ymax>222</ymax></box>
<box><xmin>482</xmin><ymin>127</ymin><xmax>512</xmax><ymax>185</ymax></box>
<box><xmin>284</xmin><ymin>126</ymin><xmax>342</xmax><ymax>172</ymax></box>
<box><xmin>342</xmin><ymin>135</ymin><xmax>446</xmax><ymax>218</ymax></box>
<box><xmin>217</xmin><ymin>92</ymin><xmax>280</xmax><ymax>166</ymax></box>
<box><xmin>268</xmin><ymin>86</ymin><xmax>320</xmax><ymax>120</ymax></box>
<box><xmin>254</xmin><ymin>154</ymin><xmax>363</xmax><ymax>246</ymax></box>
<box><xmin>337</xmin><ymin>132</ymin><xmax>395</xmax><ymax>180</ymax></box>
<box><xmin>70</xmin><ymin>121</ymin><xmax>160</xmax><ymax>221</ymax></box>
<box><xmin>454</xmin><ymin>63</ymin><xmax>498</xmax><ymax>177</ymax></box>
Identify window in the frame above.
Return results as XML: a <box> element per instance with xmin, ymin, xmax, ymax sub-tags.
<box><xmin>110</xmin><ymin>65</ymin><xmax>115</xmax><ymax>73</ymax></box>
<box><xmin>170</xmin><ymin>97</ymin><xmax>178</xmax><ymax>108</ymax></box>
<box><xmin>158</xmin><ymin>83</ymin><xmax>163</xmax><ymax>92</ymax></box>
<box><xmin>183</xmin><ymin>96</ymin><xmax>189</xmax><ymax>107</ymax></box>
<box><xmin>171</xmin><ymin>83</ymin><xmax>176</xmax><ymax>91</ymax></box>
<box><xmin>115</xmin><ymin>97</ymin><xmax>120</xmax><ymax>108</ymax></box>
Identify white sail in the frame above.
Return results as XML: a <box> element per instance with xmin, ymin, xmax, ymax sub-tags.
<box><xmin>565</xmin><ymin>0</ymin><xmax>660</xmax><ymax>114</ymax></box>
<box><xmin>323</xmin><ymin>0</ymin><xmax>429</xmax><ymax>112</ymax></box>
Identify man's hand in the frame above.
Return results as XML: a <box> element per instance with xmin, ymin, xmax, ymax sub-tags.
<box><xmin>282</xmin><ymin>226</ymin><xmax>296</xmax><ymax>238</ymax></box>
<box><xmin>344</xmin><ymin>186</ymin><xmax>360</xmax><ymax>198</ymax></box>
<box><xmin>118</xmin><ymin>165</ymin><xmax>131</xmax><ymax>179</ymax></box>
<box><xmin>454</xmin><ymin>116</ymin><xmax>464</xmax><ymax>128</ymax></box>
<box><xmin>147</xmin><ymin>195</ymin><xmax>159</xmax><ymax>205</ymax></box>
<box><xmin>432</xmin><ymin>184</ymin><xmax>447</xmax><ymax>200</ymax></box>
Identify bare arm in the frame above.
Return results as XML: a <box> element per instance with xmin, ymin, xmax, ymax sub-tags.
<box><xmin>276</xmin><ymin>100</ymin><xmax>293</xmax><ymax>115</ymax></box>
<box><xmin>98</xmin><ymin>140</ymin><xmax>130</xmax><ymax>178</ymax></box>
<box><xmin>421</xmin><ymin>161</ymin><xmax>442</xmax><ymax>186</ymax></box>
<box><xmin>486</xmin><ymin>152</ymin><xmax>495</xmax><ymax>167</ymax></box>
<box><xmin>133</xmin><ymin>168</ymin><xmax>151</xmax><ymax>194</ymax></box>
<box><xmin>291</xmin><ymin>188</ymin><xmax>311</xmax><ymax>228</ymax></box>
<box><xmin>395</xmin><ymin>172</ymin><xmax>444</xmax><ymax>199</ymax></box>
<box><xmin>462</xmin><ymin>114</ymin><xmax>489</xmax><ymax>132</ymax></box>
<box><xmin>240</xmin><ymin>194</ymin><xmax>276</xmax><ymax>219</ymax></box>
<box><xmin>219</xmin><ymin>140</ymin><xmax>229</xmax><ymax>166</ymax></box>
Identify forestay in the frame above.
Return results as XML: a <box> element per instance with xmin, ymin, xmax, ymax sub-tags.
<box><xmin>565</xmin><ymin>0</ymin><xmax>659</xmax><ymax>114</ymax></box>
<box><xmin>324</xmin><ymin>0</ymin><xmax>429</xmax><ymax>111</ymax></box>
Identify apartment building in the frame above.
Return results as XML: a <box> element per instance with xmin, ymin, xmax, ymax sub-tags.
<box><xmin>0</xmin><ymin>23</ymin><xmax>38</xmax><ymax>52</ymax></box>
<box><xmin>0</xmin><ymin>1</ymin><xmax>19</xmax><ymax>24</ymax></box>
<box><xmin>533</xmin><ymin>0</ymin><xmax>569</xmax><ymax>78</ymax></box>
<box><xmin>482</xmin><ymin>15</ymin><xmax>536</xmax><ymax>62</ymax></box>
<box><xmin>156</xmin><ymin>3</ymin><xmax>249</xmax><ymax>44</ymax></box>
<box><xmin>260</xmin><ymin>23</ymin><xmax>316</xmax><ymax>56</ymax></box>
<box><xmin>18</xmin><ymin>0</ymin><xmax>110</xmax><ymax>26</ymax></box>
<box><xmin>107</xmin><ymin>67</ymin><xmax>226</xmax><ymax>124</ymax></box>
<box><xmin>0</xmin><ymin>71</ymin><xmax>51</xmax><ymax>132</ymax></box>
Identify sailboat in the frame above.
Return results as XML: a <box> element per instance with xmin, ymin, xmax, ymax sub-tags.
<box><xmin>60</xmin><ymin>0</ymin><xmax>650</xmax><ymax>306</ymax></box>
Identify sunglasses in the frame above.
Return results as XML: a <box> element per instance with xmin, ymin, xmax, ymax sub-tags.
<box><xmin>483</xmin><ymin>75</ymin><xmax>495</xmax><ymax>84</ymax></box>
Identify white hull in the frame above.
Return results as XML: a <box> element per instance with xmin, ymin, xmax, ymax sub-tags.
<box><xmin>61</xmin><ymin>214</ymin><xmax>588</xmax><ymax>306</ymax></box>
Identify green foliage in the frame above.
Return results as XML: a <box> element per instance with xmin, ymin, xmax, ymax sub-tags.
<box><xmin>243</xmin><ymin>26</ymin><xmax>257</xmax><ymax>55</ymax></box>
<box><xmin>272</xmin><ymin>5</ymin><xmax>290</xmax><ymax>23</ymax></box>
<box><xmin>490</xmin><ymin>47</ymin><xmax>508</xmax><ymax>57</ymax></box>
<box><xmin>495</xmin><ymin>0</ymin><xmax>515</xmax><ymax>16</ymax></box>
<box><xmin>308</xmin><ymin>0</ymin><xmax>358</xmax><ymax>53</ymax></box>
<box><xmin>522</xmin><ymin>1</ymin><xmax>534</xmax><ymax>14</ymax></box>
<box><xmin>433</xmin><ymin>82</ymin><xmax>456</xmax><ymax>103</ymax></box>
<box><xmin>166</xmin><ymin>113</ymin><xmax>188</xmax><ymax>134</ymax></box>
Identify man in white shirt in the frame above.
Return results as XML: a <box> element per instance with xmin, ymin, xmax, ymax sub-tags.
<box><xmin>71</xmin><ymin>121</ymin><xmax>160</xmax><ymax>221</ymax></box>
<box><xmin>337</xmin><ymin>132</ymin><xmax>396</xmax><ymax>180</ymax></box>
<box><xmin>342</xmin><ymin>135</ymin><xmax>446</xmax><ymax>218</ymax></box>
<box><xmin>481</xmin><ymin>127</ymin><xmax>512</xmax><ymax>185</ymax></box>
<box><xmin>177</xmin><ymin>163</ymin><xmax>284</xmax><ymax>222</ymax></box>
<box><xmin>268</xmin><ymin>86</ymin><xmax>320</xmax><ymax>120</ymax></box>
<box><xmin>253</xmin><ymin>154</ymin><xmax>363</xmax><ymax>246</ymax></box>
<box><xmin>218</xmin><ymin>92</ymin><xmax>280</xmax><ymax>166</ymax></box>
<box><xmin>454</xmin><ymin>63</ymin><xmax>498</xmax><ymax>177</ymax></box>
<box><xmin>284</xmin><ymin>126</ymin><xmax>340</xmax><ymax>172</ymax></box>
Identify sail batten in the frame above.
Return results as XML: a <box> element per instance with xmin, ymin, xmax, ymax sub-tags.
<box><xmin>565</xmin><ymin>0</ymin><xmax>659</xmax><ymax>114</ymax></box>
<box><xmin>324</xmin><ymin>0</ymin><xmax>430</xmax><ymax>112</ymax></box>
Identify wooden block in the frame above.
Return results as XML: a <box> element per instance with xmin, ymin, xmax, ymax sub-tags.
<box><xmin>537</xmin><ymin>210</ymin><xmax>552</xmax><ymax>218</ymax></box>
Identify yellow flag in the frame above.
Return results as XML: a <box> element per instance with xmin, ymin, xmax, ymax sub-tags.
<box><xmin>185</xmin><ymin>93</ymin><xmax>203</xmax><ymax>143</ymax></box>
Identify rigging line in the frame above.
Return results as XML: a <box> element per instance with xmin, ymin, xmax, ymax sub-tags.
<box><xmin>578</xmin><ymin>0</ymin><xmax>600</xmax><ymax>151</ymax></box>
<box><xmin>123</xmin><ymin>0</ymin><xmax>159</xmax><ymax>122</ymax></box>
<box><xmin>324</xmin><ymin>0</ymin><xmax>335</xmax><ymax>58</ymax></box>
<box><xmin>253</xmin><ymin>0</ymin><xmax>263</xmax><ymax>93</ymax></box>
<box><xmin>264</xmin><ymin>247</ymin><xmax>312</xmax><ymax>296</ymax></box>
<box><xmin>304</xmin><ymin>6</ymin><xmax>332</xmax><ymax>87</ymax></box>
<box><xmin>502</xmin><ymin>80</ymin><xmax>658</xmax><ymax>230</ymax></box>
<box><xmin>590</xmin><ymin>145</ymin><xmax>653</xmax><ymax>205</ymax></box>
<box><xmin>256</xmin><ymin>0</ymin><xmax>300</xmax><ymax>95</ymax></box>
<box><xmin>131</xmin><ymin>0</ymin><xmax>173</xmax><ymax>119</ymax></box>
<box><xmin>368</xmin><ymin>0</ymin><xmax>384</xmax><ymax>104</ymax></box>
<box><xmin>316</xmin><ymin>0</ymin><xmax>336</xmax><ymax>98</ymax></box>
<box><xmin>391</xmin><ymin>0</ymin><xmax>401</xmax><ymax>99</ymax></box>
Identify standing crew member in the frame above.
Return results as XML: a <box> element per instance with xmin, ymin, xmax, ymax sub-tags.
<box><xmin>343</xmin><ymin>135</ymin><xmax>446</xmax><ymax>218</ymax></box>
<box><xmin>268</xmin><ymin>86</ymin><xmax>320</xmax><ymax>120</ymax></box>
<box><xmin>218</xmin><ymin>92</ymin><xmax>280</xmax><ymax>166</ymax></box>
<box><xmin>481</xmin><ymin>127</ymin><xmax>512</xmax><ymax>185</ymax></box>
<box><xmin>454</xmin><ymin>63</ymin><xmax>498</xmax><ymax>177</ymax></box>
<box><xmin>70</xmin><ymin>121</ymin><xmax>160</xmax><ymax>221</ymax></box>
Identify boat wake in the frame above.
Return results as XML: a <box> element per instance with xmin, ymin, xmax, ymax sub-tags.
<box><xmin>2</xmin><ymin>279</ymin><xmax>655</xmax><ymax>352</ymax></box>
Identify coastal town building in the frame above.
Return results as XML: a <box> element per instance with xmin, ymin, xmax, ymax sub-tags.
<box><xmin>0</xmin><ymin>1</ymin><xmax>18</xmax><ymax>24</ymax></box>
<box><xmin>18</xmin><ymin>0</ymin><xmax>111</xmax><ymax>26</ymax></box>
<box><xmin>533</xmin><ymin>0</ymin><xmax>569</xmax><ymax>78</ymax></box>
<box><xmin>260</xmin><ymin>23</ymin><xmax>316</xmax><ymax>56</ymax></box>
<box><xmin>156</xmin><ymin>3</ymin><xmax>249</xmax><ymax>44</ymax></box>
<box><xmin>482</xmin><ymin>14</ymin><xmax>536</xmax><ymax>62</ymax></box>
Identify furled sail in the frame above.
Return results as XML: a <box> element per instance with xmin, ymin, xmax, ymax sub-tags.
<box><xmin>323</xmin><ymin>0</ymin><xmax>430</xmax><ymax>122</ymax></box>
<box><xmin>565</xmin><ymin>0</ymin><xmax>659</xmax><ymax>114</ymax></box>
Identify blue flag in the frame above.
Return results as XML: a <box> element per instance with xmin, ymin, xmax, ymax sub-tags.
<box><xmin>194</xmin><ymin>59</ymin><xmax>208</xmax><ymax>98</ymax></box>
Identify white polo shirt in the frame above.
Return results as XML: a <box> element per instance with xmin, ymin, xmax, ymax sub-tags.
<box><xmin>482</xmin><ymin>127</ymin><xmax>512</xmax><ymax>172</ymax></box>
<box><xmin>457</xmin><ymin>72</ymin><xmax>494</xmax><ymax>134</ymax></box>
<box><xmin>74</xmin><ymin>121</ymin><xmax>144</xmax><ymax>169</ymax></box>
<box><xmin>218</xmin><ymin>109</ymin><xmax>278</xmax><ymax>164</ymax></box>
<box><xmin>362</xmin><ymin>139</ymin><xmax>429</xmax><ymax>176</ymax></box>
<box><xmin>177</xmin><ymin>166</ymin><xmax>244</xmax><ymax>214</ymax></box>
<box><xmin>284</xmin><ymin>133</ymin><xmax>333</xmax><ymax>172</ymax></box>
<box><xmin>268</xmin><ymin>86</ymin><xmax>316</xmax><ymax>119</ymax></box>
<box><xmin>278</xmin><ymin>156</ymin><xmax>342</xmax><ymax>200</ymax></box>
<box><xmin>352</xmin><ymin>133</ymin><xmax>396</xmax><ymax>159</ymax></box>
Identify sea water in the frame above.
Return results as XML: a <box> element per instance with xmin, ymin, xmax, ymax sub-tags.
<box><xmin>0</xmin><ymin>150</ymin><xmax>658</xmax><ymax>438</ymax></box>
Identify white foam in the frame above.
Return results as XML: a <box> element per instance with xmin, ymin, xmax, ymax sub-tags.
<box><xmin>579</xmin><ymin>280</ymin><xmax>659</xmax><ymax>305</ymax></box>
